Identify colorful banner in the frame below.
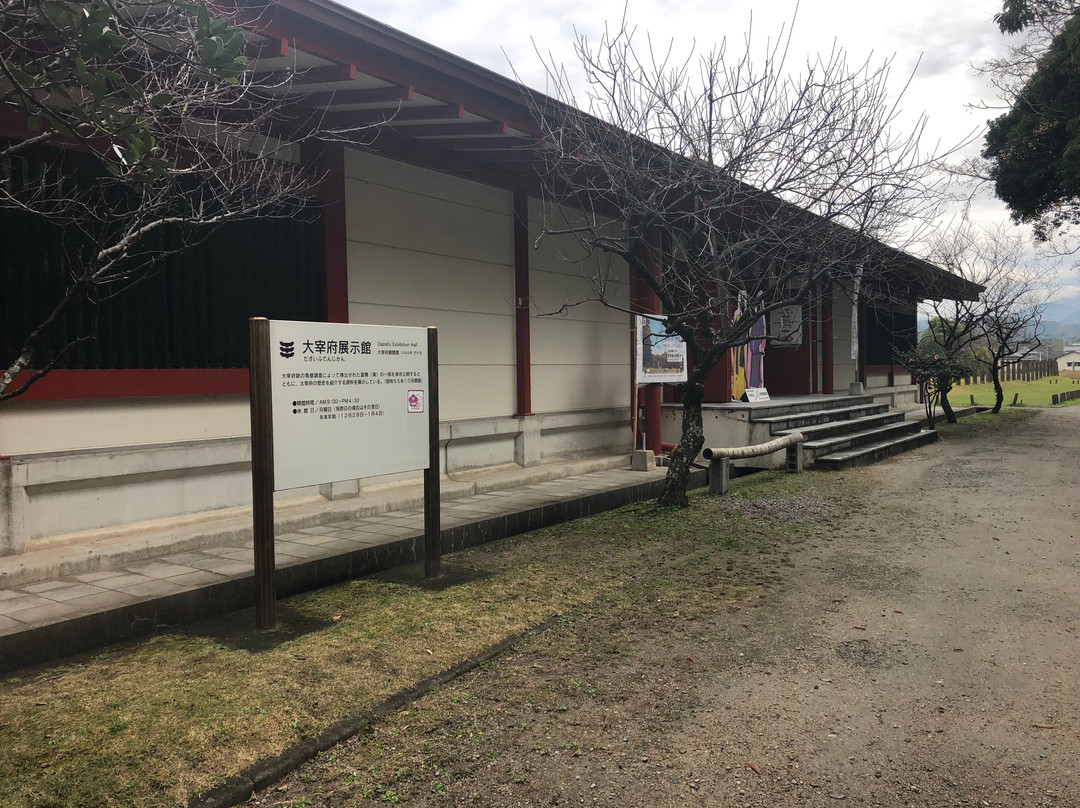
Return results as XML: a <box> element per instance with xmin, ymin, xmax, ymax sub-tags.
<box><xmin>730</xmin><ymin>315</ymin><xmax>767</xmax><ymax>400</ymax></box>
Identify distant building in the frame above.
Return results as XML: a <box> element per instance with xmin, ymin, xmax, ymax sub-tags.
<box><xmin>1057</xmin><ymin>350</ymin><xmax>1080</xmax><ymax>378</ymax></box>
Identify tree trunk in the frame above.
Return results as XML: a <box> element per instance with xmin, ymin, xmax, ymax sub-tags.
<box><xmin>991</xmin><ymin>359</ymin><xmax>1004</xmax><ymax>414</ymax></box>
<box><xmin>657</xmin><ymin>382</ymin><xmax>706</xmax><ymax>508</ymax></box>
<box><xmin>940</xmin><ymin>386</ymin><xmax>957</xmax><ymax>424</ymax></box>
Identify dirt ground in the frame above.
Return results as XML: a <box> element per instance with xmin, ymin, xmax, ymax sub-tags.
<box><xmin>258</xmin><ymin>408</ymin><xmax>1080</xmax><ymax>808</ymax></box>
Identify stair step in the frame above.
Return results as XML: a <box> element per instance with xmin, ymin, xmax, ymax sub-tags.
<box><xmin>814</xmin><ymin>429</ymin><xmax>939</xmax><ymax>470</ymax></box>
<box><xmin>803</xmin><ymin>421</ymin><xmax>922</xmax><ymax>457</ymax></box>
<box><xmin>753</xmin><ymin>403</ymin><xmax>889</xmax><ymax>430</ymax></box>
<box><xmin>775</xmin><ymin>411</ymin><xmax>906</xmax><ymax>440</ymax></box>
<box><xmin>743</xmin><ymin>395</ymin><xmax>877</xmax><ymax>421</ymax></box>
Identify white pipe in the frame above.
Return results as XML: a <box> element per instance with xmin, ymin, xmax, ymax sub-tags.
<box><xmin>703</xmin><ymin>431</ymin><xmax>805</xmax><ymax>460</ymax></box>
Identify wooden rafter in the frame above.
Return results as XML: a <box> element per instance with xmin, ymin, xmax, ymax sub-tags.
<box><xmin>405</xmin><ymin>121</ymin><xmax>508</xmax><ymax>137</ymax></box>
<box><xmin>242</xmin><ymin>37</ymin><xmax>288</xmax><ymax>60</ymax></box>
<box><xmin>254</xmin><ymin>63</ymin><xmax>357</xmax><ymax>85</ymax></box>
<box><xmin>300</xmin><ymin>85</ymin><xmax>414</xmax><ymax>106</ymax></box>
<box><xmin>318</xmin><ymin>103</ymin><xmax>464</xmax><ymax>128</ymax></box>
<box><xmin>417</xmin><ymin>135</ymin><xmax>541</xmax><ymax>150</ymax></box>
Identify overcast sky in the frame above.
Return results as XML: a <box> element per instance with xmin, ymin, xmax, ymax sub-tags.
<box><xmin>341</xmin><ymin>0</ymin><xmax>1077</xmax><ymax>299</ymax></box>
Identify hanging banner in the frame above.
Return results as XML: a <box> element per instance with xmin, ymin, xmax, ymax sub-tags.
<box><xmin>635</xmin><ymin>315</ymin><xmax>688</xmax><ymax>384</ymax></box>
<box><xmin>267</xmin><ymin>320</ymin><xmax>430</xmax><ymax>490</ymax></box>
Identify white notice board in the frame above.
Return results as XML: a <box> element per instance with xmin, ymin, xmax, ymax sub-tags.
<box><xmin>268</xmin><ymin>320</ymin><xmax>429</xmax><ymax>490</ymax></box>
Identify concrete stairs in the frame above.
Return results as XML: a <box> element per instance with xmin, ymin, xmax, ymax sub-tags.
<box><xmin>751</xmin><ymin>395</ymin><xmax>937</xmax><ymax>471</ymax></box>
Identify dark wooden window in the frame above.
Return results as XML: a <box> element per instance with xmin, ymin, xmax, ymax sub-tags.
<box><xmin>1</xmin><ymin>146</ymin><xmax>321</xmax><ymax>371</ymax></box>
<box><xmin>866</xmin><ymin>306</ymin><xmax>916</xmax><ymax>366</ymax></box>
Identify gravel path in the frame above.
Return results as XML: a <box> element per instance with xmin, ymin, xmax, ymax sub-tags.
<box><xmin>258</xmin><ymin>407</ymin><xmax>1080</xmax><ymax>807</ymax></box>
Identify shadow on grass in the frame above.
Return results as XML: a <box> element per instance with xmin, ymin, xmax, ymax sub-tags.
<box><xmin>373</xmin><ymin>560</ymin><xmax>495</xmax><ymax>591</ymax></box>
<box><xmin>179</xmin><ymin>604</ymin><xmax>338</xmax><ymax>653</ymax></box>
<box><xmin>176</xmin><ymin>564</ymin><xmax>495</xmax><ymax>653</ymax></box>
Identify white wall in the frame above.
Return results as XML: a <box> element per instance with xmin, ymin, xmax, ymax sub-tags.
<box><xmin>0</xmin><ymin>396</ymin><xmax>250</xmax><ymax>456</ymax></box>
<box><xmin>343</xmin><ymin>149</ymin><xmax>632</xmax><ymax>418</ymax></box>
<box><xmin>527</xmin><ymin>200</ymin><xmax>631</xmax><ymax>413</ymax></box>
<box><xmin>1057</xmin><ymin>352</ymin><xmax>1080</xmax><ymax>374</ymax></box>
<box><xmin>0</xmin><ymin>151</ymin><xmax>638</xmax><ymax>554</ymax></box>
<box><xmin>344</xmin><ymin>149</ymin><xmax>517</xmax><ymax>420</ymax></box>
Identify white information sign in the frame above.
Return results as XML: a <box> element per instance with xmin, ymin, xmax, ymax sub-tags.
<box><xmin>268</xmin><ymin>320</ymin><xmax>429</xmax><ymax>490</ymax></box>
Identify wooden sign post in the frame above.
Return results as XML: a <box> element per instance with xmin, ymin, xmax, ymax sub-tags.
<box><xmin>424</xmin><ymin>327</ymin><xmax>441</xmax><ymax>579</ymax></box>
<box><xmin>249</xmin><ymin>317</ymin><xmax>277</xmax><ymax>629</ymax></box>
<box><xmin>248</xmin><ymin>318</ymin><xmax>440</xmax><ymax>629</ymax></box>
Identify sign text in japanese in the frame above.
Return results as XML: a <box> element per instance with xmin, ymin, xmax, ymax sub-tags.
<box><xmin>268</xmin><ymin>321</ymin><xmax>429</xmax><ymax>490</ymax></box>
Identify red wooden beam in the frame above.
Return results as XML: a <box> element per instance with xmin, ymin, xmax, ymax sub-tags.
<box><xmin>348</xmin><ymin>127</ymin><xmax>541</xmax><ymax>192</ymax></box>
<box><xmin>467</xmin><ymin>151</ymin><xmax>543</xmax><ymax>164</ymax></box>
<box><xmin>513</xmin><ymin>190</ymin><xmax>532</xmax><ymax>416</ymax></box>
<box><xmin>242</xmin><ymin>7</ymin><xmax>542</xmax><ymax>135</ymax></box>
<box><xmin>418</xmin><ymin>135</ymin><xmax>538</xmax><ymax>150</ymax></box>
<box><xmin>318</xmin><ymin>143</ymin><xmax>349</xmax><ymax>323</ymax></box>
<box><xmin>630</xmin><ymin>243</ymin><xmax>663</xmax><ymax>454</ymax></box>
<box><xmin>8</xmin><ymin>369</ymin><xmax>250</xmax><ymax>401</ymax></box>
<box><xmin>822</xmin><ymin>290</ymin><xmax>834</xmax><ymax>394</ymax></box>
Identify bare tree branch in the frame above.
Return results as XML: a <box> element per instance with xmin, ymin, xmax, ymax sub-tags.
<box><xmin>521</xmin><ymin>17</ymin><xmax>956</xmax><ymax>505</ymax></box>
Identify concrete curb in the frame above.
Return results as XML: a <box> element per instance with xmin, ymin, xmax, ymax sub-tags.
<box><xmin>906</xmin><ymin>405</ymin><xmax>989</xmax><ymax>429</ymax></box>
<box><xmin>187</xmin><ymin>613</ymin><xmax>564</xmax><ymax>808</ymax></box>
<box><xmin>1</xmin><ymin>455</ymin><xmax>634</xmax><ymax>588</ymax></box>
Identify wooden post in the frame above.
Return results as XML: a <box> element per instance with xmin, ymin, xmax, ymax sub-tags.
<box><xmin>249</xmin><ymin>317</ymin><xmax>276</xmax><ymax>630</ymax></box>
<box><xmin>424</xmin><ymin>327</ymin><xmax>442</xmax><ymax>579</ymax></box>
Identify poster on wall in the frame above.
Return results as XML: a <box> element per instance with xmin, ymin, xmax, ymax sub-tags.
<box><xmin>635</xmin><ymin>315</ymin><xmax>688</xmax><ymax>384</ymax></box>
<box><xmin>769</xmin><ymin>305</ymin><xmax>803</xmax><ymax>346</ymax></box>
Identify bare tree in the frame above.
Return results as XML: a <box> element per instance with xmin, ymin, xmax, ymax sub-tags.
<box><xmin>926</xmin><ymin>219</ymin><xmax>1055</xmax><ymax>414</ymax></box>
<box><xmin>0</xmin><ymin>0</ymin><xmax>374</xmax><ymax>399</ymax></box>
<box><xmin>923</xmin><ymin>222</ymin><xmax>999</xmax><ymax>423</ymax></box>
<box><xmin>525</xmin><ymin>20</ymin><xmax>951</xmax><ymax>506</ymax></box>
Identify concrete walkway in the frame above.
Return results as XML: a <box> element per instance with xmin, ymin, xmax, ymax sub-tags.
<box><xmin>0</xmin><ymin>459</ymin><xmax>702</xmax><ymax>674</ymax></box>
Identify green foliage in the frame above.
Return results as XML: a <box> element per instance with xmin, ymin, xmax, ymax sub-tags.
<box><xmin>983</xmin><ymin>8</ymin><xmax>1080</xmax><ymax>236</ymax></box>
<box><xmin>895</xmin><ymin>345</ymin><xmax>971</xmax><ymax>427</ymax></box>
<box><xmin>994</xmin><ymin>0</ymin><xmax>1077</xmax><ymax>34</ymax></box>
<box><xmin>3</xmin><ymin>0</ymin><xmax>249</xmax><ymax>184</ymax></box>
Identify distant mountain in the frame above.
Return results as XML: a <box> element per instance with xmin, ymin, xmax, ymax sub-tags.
<box><xmin>1041</xmin><ymin>297</ymin><xmax>1080</xmax><ymax>343</ymax></box>
<box><xmin>917</xmin><ymin>297</ymin><xmax>1080</xmax><ymax>345</ymax></box>
<box><xmin>1042</xmin><ymin>297</ymin><xmax>1080</xmax><ymax>326</ymax></box>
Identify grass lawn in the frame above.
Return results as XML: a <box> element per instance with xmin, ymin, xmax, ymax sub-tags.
<box><xmin>1</xmin><ymin>469</ymin><xmax>859</xmax><ymax>808</ymax></box>
<box><xmin>948</xmin><ymin>375</ymin><xmax>1080</xmax><ymax>408</ymax></box>
<box><xmin>0</xmin><ymin>406</ymin><xmax>1041</xmax><ymax>808</ymax></box>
